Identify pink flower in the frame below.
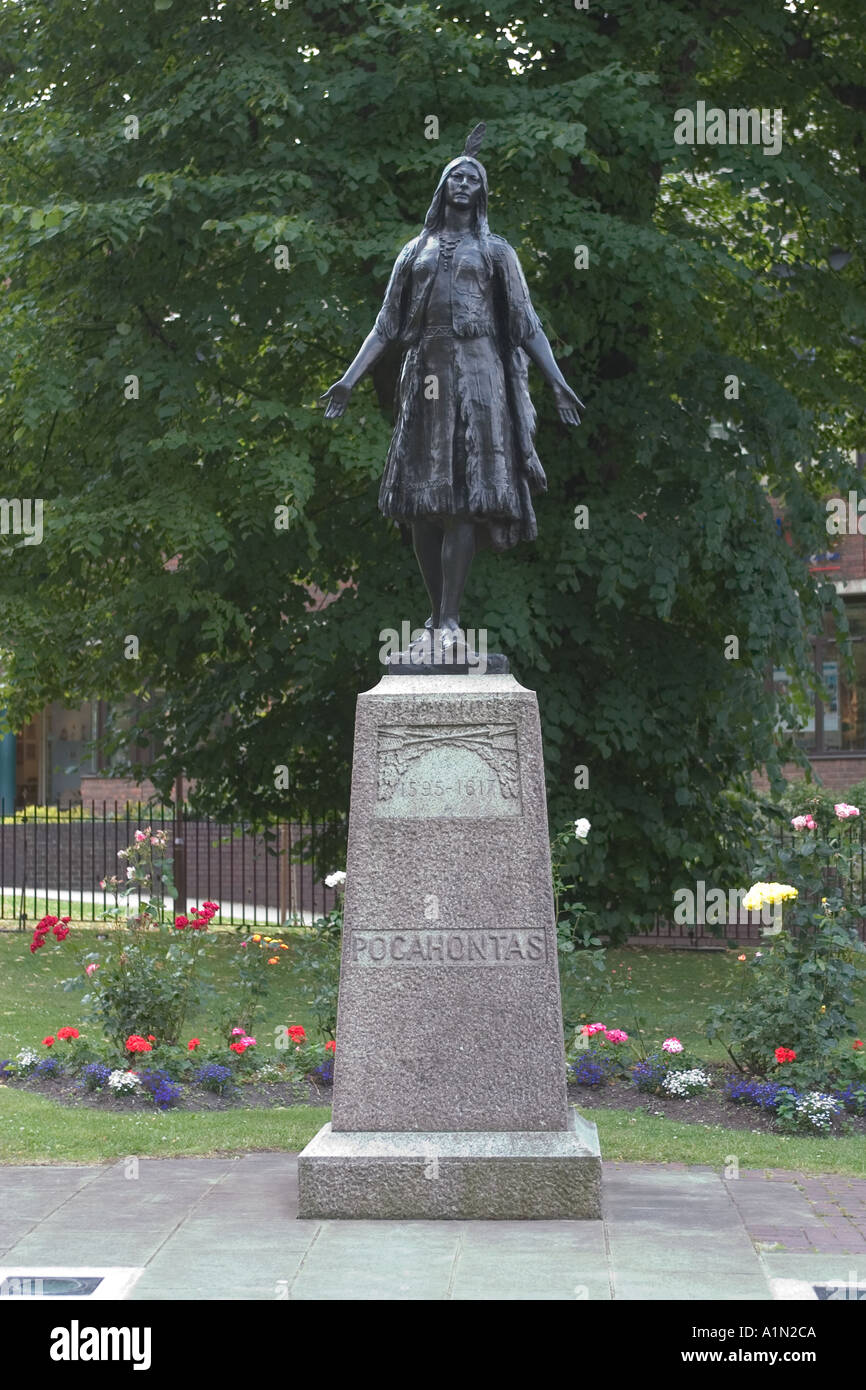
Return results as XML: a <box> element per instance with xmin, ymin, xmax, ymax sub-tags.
<box><xmin>231</xmin><ymin>1027</ymin><xmax>245</xmax><ymax>1036</ymax></box>
<box><xmin>240</xmin><ymin>1037</ymin><xmax>256</xmax><ymax>1047</ymax></box>
<box><xmin>662</xmin><ymin>1038</ymin><xmax>683</xmax><ymax>1054</ymax></box>
<box><xmin>603</xmin><ymin>1028</ymin><xmax>629</xmax><ymax>1044</ymax></box>
<box><xmin>584</xmin><ymin>1022</ymin><xmax>607</xmax><ymax>1037</ymax></box>
<box><xmin>85</xmin><ymin>963</ymin><xmax>99</xmax><ymax>976</ymax></box>
<box><xmin>835</xmin><ymin>802</ymin><xmax>860</xmax><ymax>820</ymax></box>
<box><xmin>174</xmin><ymin>915</ymin><xmax>189</xmax><ymax>930</ymax></box>
<box><xmin>134</xmin><ymin>830</ymin><xmax>146</xmax><ymax>842</ymax></box>
<box><xmin>791</xmin><ymin>814</ymin><xmax>817</xmax><ymax>830</ymax></box>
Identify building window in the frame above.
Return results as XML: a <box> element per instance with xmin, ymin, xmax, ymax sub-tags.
<box><xmin>775</xmin><ymin>600</ymin><xmax>866</xmax><ymax>753</ymax></box>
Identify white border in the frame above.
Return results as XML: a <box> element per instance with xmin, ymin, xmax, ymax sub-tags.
<box><xmin>0</xmin><ymin>1267</ymin><xmax>144</xmax><ymax>1300</ymax></box>
<box><xmin>770</xmin><ymin>1277</ymin><xmax>866</xmax><ymax>1301</ymax></box>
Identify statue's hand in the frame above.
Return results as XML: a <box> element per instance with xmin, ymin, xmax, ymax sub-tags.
<box><xmin>319</xmin><ymin>378</ymin><xmax>353</xmax><ymax>418</ymax></box>
<box><xmin>553</xmin><ymin>381</ymin><xmax>584</xmax><ymax>427</ymax></box>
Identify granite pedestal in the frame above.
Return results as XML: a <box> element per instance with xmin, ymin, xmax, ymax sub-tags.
<box><xmin>297</xmin><ymin>673</ymin><xmax>601</xmax><ymax>1219</ymax></box>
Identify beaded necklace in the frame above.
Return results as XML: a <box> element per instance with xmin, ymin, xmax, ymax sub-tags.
<box><xmin>438</xmin><ymin>231</ymin><xmax>467</xmax><ymax>269</ymax></box>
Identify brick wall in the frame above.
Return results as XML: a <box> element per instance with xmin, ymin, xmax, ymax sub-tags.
<box><xmin>79</xmin><ymin>777</ymin><xmax>163</xmax><ymax>810</ymax></box>
<box><xmin>752</xmin><ymin>759</ymin><xmax>866</xmax><ymax>794</ymax></box>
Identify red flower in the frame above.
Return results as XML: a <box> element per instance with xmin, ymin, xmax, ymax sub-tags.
<box><xmin>146</xmin><ymin>1035</ymin><xmax>155</xmax><ymax>1042</ymax></box>
<box><xmin>60</xmin><ymin>916</ymin><xmax>71</xmax><ymax>924</ymax></box>
<box><xmin>174</xmin><ymin>915</ymin><xmax>189</xmax><ymax>930</ymax></box>
<box><xmin>187</xmin><ymin>1038</ymin><xmax>201</xmax><ymax>1051</ymax></box>
<box><xmin>30</xmin><ymin>939</ymin><xmax>44</xmax><ymax>953</ymax></box>
<box><xmin>325</xmin><ymin>1040</ymin><xmax>336</xmax><ymax>1054</ymax></box>
<box><xmin>229</xmin><ymin>1041</ymin><xmax>246</xmax><ymax>1055</ymax></box>
<box><xmin>287</xmin><ymin>1025</ymin><xmax>306</xmax><ymax>1044</ymax></box>
<box><xmin>56</xmin><ymin>1027</ymin><xmax>79</xmax><ymax>1041</ymax></box>
<box><xmin>854</xmin><ymin>1040</ymin><xmax>864</xmax><ymax>1050</ymax></box>
<box><xmin>774</xmin><ymin>1046</ymin><xmax>797</xmax><ymax>1064</ymax></box>
<box><xmin>42</xmin><ymin>1036</ymin><xmax>55</xmax><ymax>1047</ymax></box>
<box><xmin>52</xmin><ymin>925</ymin><xmax>69</xmax><ymax>941</ymax></box>
<box><xmin>125</xmin><ymin>1035</ymin><xmax>153</xmax><ymax>1053</ymax></box>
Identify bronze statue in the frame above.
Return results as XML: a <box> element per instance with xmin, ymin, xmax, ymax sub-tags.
<box><xmin>321</xmin><ymin>124</ymin><xmax>583</xmax><ymax>661</ymax></box>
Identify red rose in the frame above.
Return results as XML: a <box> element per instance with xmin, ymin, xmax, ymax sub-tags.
<box><xmin>42</xmin><ymin>1036</ymin><xmax>55</xmax><ymax>1047</ymax></box>
<box><xmin>52</xmin><ymin>925</ymin><xmax>69</xmax><ymax>941</ymax></box>
<box><xmin>174</xmin><ymin>915</ymin><xmax>189</xmax><ymax>929</ymax></box>
<box><xmin>30</xmin><ymin>939</ymin><xmax>44</xmax><ymax>953</ymax></box>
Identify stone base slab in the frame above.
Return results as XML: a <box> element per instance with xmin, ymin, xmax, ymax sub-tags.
<box><xmin>297</xmin><ymin>1109</ymin><xmax>602</xmax><ymax>1220</ymax></box>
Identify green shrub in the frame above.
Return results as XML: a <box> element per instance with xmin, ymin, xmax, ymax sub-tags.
<box><xmin>708</xmin><ymin>798</ymin><xmax>866</xmax><ymax>1086</ymax></box>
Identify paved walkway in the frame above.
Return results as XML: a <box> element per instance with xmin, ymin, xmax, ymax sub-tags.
<box><xmin>1</xmin><ymin>1157</ymin><xmax>864</xmax><ymax>1300</ymax></box>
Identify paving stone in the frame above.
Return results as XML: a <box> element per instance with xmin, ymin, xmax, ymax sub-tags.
<box><xmin>288</xmin><ymin>1221</ymin><xmax>461</xmax><ymax>1299</ymax></box>
<box><xmin>5</xmin><ymin>1153</ymin><xmax>863</xmax><ymax>1300</ymax></box>
<box><xmin>614</xmin><ymin>1272</ymin><xmax>771</xmax><ymax>1301</ymax></box>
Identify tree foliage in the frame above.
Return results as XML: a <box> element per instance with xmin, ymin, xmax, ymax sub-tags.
<box><xmin>1</xmin><ymin>0</ymin><xmax>865</xmax><ymax>938</ymax></box>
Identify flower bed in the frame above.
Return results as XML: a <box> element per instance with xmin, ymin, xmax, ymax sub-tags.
<box><xmin>4</xmin><ymin>835</ymin><xmax>345</xmax><ymax>1114</ymax></box>
<box><xmin>2</xmin><ymin>1020</ymin><xmax>336</xmax><ymax>1112</ymax></box>
<box><xmin>565</xmin><ymin>1016</ymin><xmax>866</xmax><ymax>1135</ymax></box>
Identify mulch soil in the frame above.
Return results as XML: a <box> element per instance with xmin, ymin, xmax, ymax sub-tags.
<box><xmin>3</xmin><ymin>1072</ymin><xmax>332</xmax><ymax>1111</ymax></box>
<box><xmin>568</xmin><ymin>1064</ymin><xmax>866</xmax><ymax>1136</ymax></box>
<box><xmin>4</xmin><ymin>1063</ymin><xmax>865</xmax><ymax>1135</ymax></box>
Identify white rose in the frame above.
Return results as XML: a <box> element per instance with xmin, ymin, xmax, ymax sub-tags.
<box><xmin>325</xmin><ymin>870</ymin><xmax>347</xmax><ymax>889</ymax></box>
<box><xmin>574</xmin><ymin>818</ymin><xmax>591</xmax><ymax>841</ymax></box>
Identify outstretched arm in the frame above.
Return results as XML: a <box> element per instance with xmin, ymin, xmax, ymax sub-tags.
<box><xmin>523</xmin><ymin>329</ymin><xmax>584</xmax><ymax>426</ymax></box>
<box><xmin>320</xmin><ymin>328</ymin><xmax>389</xmax><ymax>419</ymax></box>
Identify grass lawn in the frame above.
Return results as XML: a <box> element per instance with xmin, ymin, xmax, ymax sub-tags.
<box><xmin>561</xmin><ymin>945</ymin><xmax>866</xmax><ymax>1060</ymax></box>
<box><xmin>1</xmin><ymin>928</ymin><xmax>865</xmax><ymax>1170</ymax></box>
<box><xmin>0</xmin><ymin>1087</ymin><xmax>324</xmax><ymax>1162</ymax></box>
<box><xmin>0</xmin><ymin>924</ymin><xmax>319</xmax><ymax>1057</ymax></box>
<box><xmin>1</xmin><ymin>1089</ymin><xmax>863</xmax><ymax>1174</ymax></box>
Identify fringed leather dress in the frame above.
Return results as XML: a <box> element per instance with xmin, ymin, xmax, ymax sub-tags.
<box><xmin>374</xmin><ymin>229</ymin><xmax>547</xmax><ymax>553</ymax></box>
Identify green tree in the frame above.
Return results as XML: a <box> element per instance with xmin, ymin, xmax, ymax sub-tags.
<box><xmin>1</xmin><ymin>1</ymin><xmax>865</xmax><ymax>939</ymax></box>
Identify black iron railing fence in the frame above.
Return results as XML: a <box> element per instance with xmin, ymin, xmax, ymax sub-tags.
<box><xmin>4</xmin><ymin>801</ymin><xmax>865</xmax><ymax>942</ymax></box>
<box><xmin>639</xmin><ymin>816</ymin><xmax>866</xmax><ymax>944</ymax></box>
<box><xmin>0</xmin><ymin>801</ymin><xmax>347</xmax><ymax>930</ymax></box>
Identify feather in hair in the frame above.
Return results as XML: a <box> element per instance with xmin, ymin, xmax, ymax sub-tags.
<box><xmin>463</xmin><ymin>122</ymin><xmax>486</xmax><ymax>158</ymax></box>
